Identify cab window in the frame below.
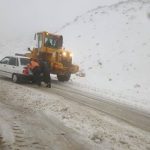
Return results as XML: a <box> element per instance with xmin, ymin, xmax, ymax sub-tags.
<box><xmin>38</xmin><ymin>34</ymin><xmax>42</xmax><ymax>48</ymax></box>
<box><xmin>44</xmin><ymin>36</ymin><xmax>57</xmax><ymax>48</ymax></box>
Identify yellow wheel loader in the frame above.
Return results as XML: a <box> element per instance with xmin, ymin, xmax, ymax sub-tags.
<box><xmin>25</xmin><ymin>31</ymin><xmax>79</xmax><ymax>81</ymax></box>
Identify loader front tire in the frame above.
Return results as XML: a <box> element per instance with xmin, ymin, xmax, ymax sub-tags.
<box><xmin>57</xmin><ymin>73</ymin><xmax>71</xmax><ymax>82</ymax></box>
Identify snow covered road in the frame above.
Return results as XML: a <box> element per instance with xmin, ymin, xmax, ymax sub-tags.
<box><xmin>50</xmin><ymin>81</ymin><xmax>150</xmax><ymax>132</ymax></box>
<box><xmin>0</xmin><ymin>81</ymin><xmax>96</xmax><ymax>150</ymax></box>
<box><xmin>0</xmin><ymin>77</ymin><xmax>150</xmax><ymax>150</ymax></box>
<box><xmin>0</xmin><ymin>102</ymin><xmax>88</xmax><ymax>150</ymax></box>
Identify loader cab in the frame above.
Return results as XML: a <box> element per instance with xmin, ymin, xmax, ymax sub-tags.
<box><xmin>35</xmin><ymin>32</ymin><xmax>63</xmax><ymax>50</ymax></box>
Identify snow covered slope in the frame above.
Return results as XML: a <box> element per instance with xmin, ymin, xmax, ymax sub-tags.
<box><xmin>59</xmin><ymin>0</ymin><xmax>150</xmax><ymax>109</ymax></box>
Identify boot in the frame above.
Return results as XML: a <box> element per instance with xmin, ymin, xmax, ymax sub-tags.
<box><xmin>46</xmin><ymin>83</ymin><xmax>51</xmax><ymax>88</ymax></box>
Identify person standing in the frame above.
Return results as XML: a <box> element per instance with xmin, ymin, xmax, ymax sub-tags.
<box><xmin>39</xmin><ymin>59</ymin><xmax>51</xmax><ymax>88</ymax></box>
<box><xmin>28</xmin><ymin>58</ymin><xmax>41</xmax><ymax>86</ymax></box>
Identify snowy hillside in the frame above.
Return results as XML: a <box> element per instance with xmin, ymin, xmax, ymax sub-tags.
<box><xmin>58</xmin><ymin>0</ymin><xmax>150</xmax><ymax>110</ymax></box>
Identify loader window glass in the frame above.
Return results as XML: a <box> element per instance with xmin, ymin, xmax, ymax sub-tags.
<box><xmin>38</xmin><ymin>34</ymin><xmax>42</xmax><ymax>48</ymax></box>
<box><xmin>44</xmin><ymin>35</ymin><xmax>62</xmax><ymax>49</ymax></box>
<box><xmin>45</xmin><ymin>36</ymin><xmax>56</xmax><ymax>48</ymax></box>
<box><xmin>45</xmin><ymin>38</ymin><xmax>52</xmax><ymax>47</ymax></box>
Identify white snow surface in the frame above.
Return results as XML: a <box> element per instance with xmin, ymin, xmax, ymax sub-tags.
<box><xmin>0</xmin><ymin>0</ymin><xmax>150</xmax><ymax>111</ymax></box>
<box><xmin>0</xmin><ymin>79</ymin><xmax>150</xmax><ymax>150</ymax></box>
<box><xmin>59</xmin><ymin>0</ymin><xmax>150</xmax><ymax>112</ymax></box>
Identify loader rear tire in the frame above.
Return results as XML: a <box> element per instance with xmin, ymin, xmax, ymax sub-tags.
<box><xmin>57</xmin><ymin>73</ymin><xmax>71</xmax><ymax>82</ymax></box>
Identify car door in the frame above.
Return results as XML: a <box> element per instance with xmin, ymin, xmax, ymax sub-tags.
<box><xmin>8</xmin><ymin>57</ymin><xmax>19</xmax><ymax>77</ymax></box>
<box><xmin>0</xmin><ymin>57</ymin><xmax>10</xmax><ymax>77</ymax></box>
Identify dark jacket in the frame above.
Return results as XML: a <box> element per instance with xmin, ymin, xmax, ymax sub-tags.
<box><xmin>39</xmin><ymin>61</ymin><xmax>50</xmax><ymax>74</ymax></box>
<box><xmin>39</xmin><ymin>60</ymin><xmax>51</xmax><ymax>84</ymax></box>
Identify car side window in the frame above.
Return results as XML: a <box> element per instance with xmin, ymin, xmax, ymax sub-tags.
<box><xmin>1</xmin><ymin>57</ymin><xmax>10</xmax><ymax>64</ymax></box>
<box><xmin>9</xmin><ymin>57</ymin><xmax>18</xmax><ymax>66</ymax></box>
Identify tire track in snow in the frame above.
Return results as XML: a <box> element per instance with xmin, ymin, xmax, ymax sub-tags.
<box><xmin>12</xmin><ymin>122</ymin><xmax>27</xmax><ymax>150</ymax></box>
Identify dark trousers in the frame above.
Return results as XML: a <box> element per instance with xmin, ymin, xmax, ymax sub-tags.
<box><xmin>43</xmin><ymin>73</ymin><xmax>51</xmax><ymax>83</ymax></box>
<box><xmin>41</xmin><ymin>72</ymin><xmax>51</xmax><ymax>88</ymax></box>
<box><xmin>32</xmin><ymin>67</ymin><xmax>41</xmax><ymax>86</ymax></box>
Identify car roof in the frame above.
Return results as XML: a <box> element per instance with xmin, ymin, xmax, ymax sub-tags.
<box><xmin>5</xmin><ymin>55</ymin><xmax>29</xmax><ymax>59</ymax></box>
<box><xmin>16</xmin><ymin>56</ymin><xmax>29</xmax><ymax>59</ymax></box>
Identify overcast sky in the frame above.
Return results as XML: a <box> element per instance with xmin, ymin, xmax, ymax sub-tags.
<box><xmin>0</xmin><ymin>0</ymin><xmax>121</xmax><ymax>36</ymax></box>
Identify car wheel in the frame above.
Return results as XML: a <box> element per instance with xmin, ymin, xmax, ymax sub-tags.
<box><xmin>12</xmin><ymin>74</ymin><xmax>19</xmax><ymax>83</ymax></box>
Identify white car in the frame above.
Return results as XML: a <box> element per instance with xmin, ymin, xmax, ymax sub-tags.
<box><xmin>0</xmin><ymin>55</ymin><xmax>33</xmax><ymax>83</ymax></box>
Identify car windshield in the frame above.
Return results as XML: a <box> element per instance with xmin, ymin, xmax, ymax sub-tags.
<box><xmin>20</xmin><ymin>58</ymin><xmax>30</xmax><ymax>66</ymax></box>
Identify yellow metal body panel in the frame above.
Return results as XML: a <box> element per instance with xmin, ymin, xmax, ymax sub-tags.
<box><xmin>26</xmin><ymin>31</ymin><xmax>79</xmax><ymax>75</ymax></box>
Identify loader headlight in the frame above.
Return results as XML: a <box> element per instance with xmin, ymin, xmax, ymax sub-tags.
<box><xmin>62</xmin><ymin>52</ymin><xmax>67</xmax><ymax>57</ymax></box>
<box><xmin>69</xmin><ymin>52</ymin><xmax>73</xmax><ymax>57</ymax></box>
